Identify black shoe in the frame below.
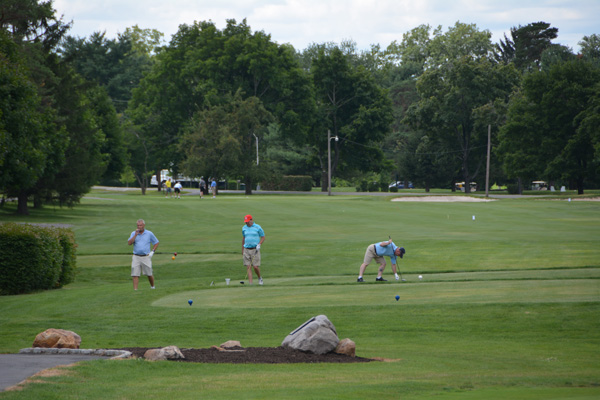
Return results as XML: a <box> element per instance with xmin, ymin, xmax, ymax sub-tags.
<box><xmin>357</xmin><ymin>277</ymin><xmax>364</xmax><ymax>282</ymax></box>
<box><xmin>376</xmin><ymin>277</ymin><xmax>387</xmax><ymax>282</ymax></box>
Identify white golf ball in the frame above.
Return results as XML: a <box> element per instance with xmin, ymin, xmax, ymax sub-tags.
<box><xmin>418</xmin><ymin>275</ymin><xmax>423</xmax><ymax>280</ymax></box>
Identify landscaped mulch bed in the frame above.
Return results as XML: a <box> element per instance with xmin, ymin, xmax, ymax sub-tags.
<box><xmin>118</xmin><ymin>346</ymin><xmax>375</xmax><ymax>364</ymax></box>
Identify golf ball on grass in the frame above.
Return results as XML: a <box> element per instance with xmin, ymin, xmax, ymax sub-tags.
<box><xmin>395</xmin><ymin>295</ymin><xmax>400</xmax><ymax>301</ymax></box>
<box><xmin>418</xmin><ymin>275</ymin><xmax>423</xmax><ymax>280</ymax></box>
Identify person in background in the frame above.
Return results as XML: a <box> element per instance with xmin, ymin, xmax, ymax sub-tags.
<box><xmin>174</xmin><ymin>181</ymin><xmax>182</xmax><ymax>199</ymax></box>
<box><xmin>127</xmin><ymin>219</ymin><xmax>160</xmax><ymax>290</ymax></box>
<box><xmin>241</xmin><ymin>214</ymin><xmax>265</xmax><ymax>285</ymax></box>
<box><xmin>210</xmin><ymin>178</ymin><xmax>217</xmax><ymax>198</ymax></box>
<box><xmin>165</xmin><ymin>178</ymin><xmax>173</xmax><ymax>198</ymax></box>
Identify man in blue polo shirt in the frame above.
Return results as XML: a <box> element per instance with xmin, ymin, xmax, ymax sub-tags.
<box><xmin>242</xmin><ymin>214</ymin><xmax>265</xmax><ymax>285</ymax></box>
<box><xmin>357</xmin><ymin>238</ymin><xmax>405</xmax><ymax>282</ymax></box>
<box><xmin>128</xmin><ymin>219</ymin><xmax>160</xmax><ymax>290</ymax></box>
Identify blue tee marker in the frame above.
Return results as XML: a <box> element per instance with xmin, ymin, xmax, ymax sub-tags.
<box><xmin>395</xmin><ymin>295</ymin><xmax>400</xmax><ymax>301</ymax></box>
<box><xmin>188</xmin><ymin>299</ymin><xmax>193</xmax><ymax>306</ymax></box>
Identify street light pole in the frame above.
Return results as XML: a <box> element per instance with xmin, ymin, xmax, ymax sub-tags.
<box><xmin>327</xmin><ymin>130</ymin><xmax>338</xmax><ymax>196</ymax></box>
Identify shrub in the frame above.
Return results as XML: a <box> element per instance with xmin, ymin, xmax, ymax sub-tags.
<box><xmin>0</xmin><ymin>223</ymin><xmax>77</xmax><ymax>295</ymax></box>
<box><xmin>356</xmin><ymin>180</ymin><xmax>368</xmax><ymax>192</ymax></box>
<box><xmin>57</xmin><ymin>228</ymin><xmax>78</xmax><ymax>286</ymax></box>
<box><xmin>261</xmin><ymin>175</ymin><xmax>313</xmax><ymax>191</ymax></box>
<box><xmin>367</xmin><ymin>181</ymin><xmax>379</xmax><ymax>192</ymax></box>
<box><xmin>390</xmin><ymin>186</ymin><xmax>398</xmax><ymax>193</ymax></box>
<box><xmin>507</xmin><ymin>184</ymin><xmax>520</xmax><ymax>194</ymax></box>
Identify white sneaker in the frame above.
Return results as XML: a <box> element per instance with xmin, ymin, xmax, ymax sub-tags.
<box><xmin>259</xmin><ymin>278</ymin><xmax>263</xmax><ymax>285</ymax></box>
<box><xmin>151</xmin><ymin>286</ymin><xmax>155</xmax><ymax>289</ymax></box>
<box><xmin>395</xmin><ymin>274</ymin><xmax>400</xmax><ymax>281</ymax></box>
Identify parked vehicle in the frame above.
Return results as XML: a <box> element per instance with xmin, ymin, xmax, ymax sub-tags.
<box><xmin>389</xmin><ymin>181</ymin><xmax>414</xmax><ymax>189</ymax></box>
<box><xmin>151</xmin><ymin>169</ymin><xmax>199</xmax><ymax>187</ymax></box>
<box><xmin>531</xmin><ymin>181</ymin><xmax>548</xmax><ymax>190</ymax></box>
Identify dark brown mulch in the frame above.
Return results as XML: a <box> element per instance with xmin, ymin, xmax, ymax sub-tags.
<box><xmin>118</xmin><ymin>346</ymin><xmax>375</xmax><ymax>364</ymax></box>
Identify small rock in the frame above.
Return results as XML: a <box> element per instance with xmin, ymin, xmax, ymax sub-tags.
<box><xmin>220</xmin><ymin>340</ymin><xmax>242</xmax><ymax>348</ymax></box>
<box><xmin>334</xmin><ymin>338</ymin><xmax>356</xmax><ymax>357</ymax></box>
<box><xmin>144</xmin><ymin>346</ymin><xmax>185</xmax><ymax>361</ymax></box>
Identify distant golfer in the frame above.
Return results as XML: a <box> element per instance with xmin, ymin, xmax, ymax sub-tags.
<box><xmin>357</xmin><ymin>238</ymin><xmax>405</xmax><ymax>282</ymax></box>
<box><xmin>128</xmin><ymin>219</ymin><xmax>160</xmax><ymax>290</ymax></box>
<box><xmin>242</xmin><ymin>214</ymin><xmax>265</xmax><ymax>285</ymax></box>
<box><xmin>210</xmin><ymin>178</ymin><xmax>217</xmax><ymax>198</ymax></box>
<box><xmin>174</xmin><ymin>181</ymin><xmax>182</xmax><ymax>199</ymax></box>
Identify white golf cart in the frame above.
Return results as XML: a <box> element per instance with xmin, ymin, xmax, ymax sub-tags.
<box><xmin>455</xmin><ymin>182</ymin><xmax>477</xmax><ymax>192</ymax></box>
<box><xmin>531</xmin><ymin>181</ymin><xmax>548</xmax><ymax>191</ymax></box>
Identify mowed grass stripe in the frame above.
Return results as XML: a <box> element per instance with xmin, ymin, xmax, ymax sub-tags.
<box><xmin>153</xmin><ymin>278</ymin><xmax>599</xmax><ymax>308</ymax></box>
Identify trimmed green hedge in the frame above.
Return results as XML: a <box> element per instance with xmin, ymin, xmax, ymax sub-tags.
<box><xmin>0</xmin><ymin>223</ymin><xmax>78</xmax><ymax>295</ymax></box>
<box><xmin>261</xmin><ymin>175</ymin><xmax>313</xmax><ymax>191</ymax></box>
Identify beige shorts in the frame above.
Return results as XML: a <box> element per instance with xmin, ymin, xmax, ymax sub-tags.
<box><xmin>131</xmin><ymin>255</ymin><xmax>153</xmax><ymax>276</ymax></box>
<box><xmin>363</xmin><ymin>244</ymin><xmax>384</xmax><ymax>266</ymax></box>
<box><xmin>243</xmin><ymin>248</ymin><xmax>261</xmax><ymax>266</ymax></box>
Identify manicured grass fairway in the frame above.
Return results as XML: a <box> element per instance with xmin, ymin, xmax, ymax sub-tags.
<box><xmin>0</xmin><ymin>189</ymin><xmax>599</xmax><ymax>399</ymax></box>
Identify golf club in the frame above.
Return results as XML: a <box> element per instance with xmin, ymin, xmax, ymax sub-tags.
<box><xmin>391</xmin><ymin>235</ymin><xmax>406</xmax><ymax>282</ymax></box>
<box><xmin>240</xmin><ymin>269</ymin><xmax>248</xmax><ymax>284</ymax></box>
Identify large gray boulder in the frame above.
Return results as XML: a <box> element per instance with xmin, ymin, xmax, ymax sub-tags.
<box><xmin>282</xmin><ymin>315</ymin><xmax>339</xmax><ymax>354</ymax></box>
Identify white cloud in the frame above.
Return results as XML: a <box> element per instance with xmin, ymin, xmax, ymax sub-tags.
<box><xmin>53</xmin><ymin>0</ymin><xmax>600</xmax><ymax>51</ymax></box>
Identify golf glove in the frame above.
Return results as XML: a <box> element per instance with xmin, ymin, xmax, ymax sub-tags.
<box><xmin>256</xmin><ymin>244</ymin><xmax>261</xmax><ymax>250</ymax></box>
<box><xmin>149</xmin><ymin>250</ymin><xmax>154</xmax><ymax>257</ymax></box>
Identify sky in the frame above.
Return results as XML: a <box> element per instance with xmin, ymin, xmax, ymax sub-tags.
<box><xmin>53</xmin><ymin>0</ymin><xmax>600</xmax><ymax>53</ymax></box>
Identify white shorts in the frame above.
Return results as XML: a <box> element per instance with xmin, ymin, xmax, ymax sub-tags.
<box><xmin>131</xmin><ymin>255</ymin><xmax>153</xmax><ymax>276</ymax></box>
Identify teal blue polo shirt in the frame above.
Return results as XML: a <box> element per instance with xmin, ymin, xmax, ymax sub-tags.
<box><xmin>374</xmin><ymin>241</ymin><xmax>398</xmax><ymax>264</ymax></box>
<box><xmin>242</xmin><ymin>223</ymin><xmax>264</xmax><ymax>248</ymax></box>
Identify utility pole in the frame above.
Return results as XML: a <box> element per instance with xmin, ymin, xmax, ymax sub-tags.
<box><xmin>485</xmin><ymin>124</ymin><xmax>491</xmax><ymax>198</ymax></box>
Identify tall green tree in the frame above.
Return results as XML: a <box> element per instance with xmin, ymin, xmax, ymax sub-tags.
<box><xmin>0</xmin><ymin>30</ymin><xmax>61</xmax><ymax>214</ymax></box>
<box><xmin>407</xmin><ymin>57</ymin><xmax>518</xmax><ymax>192</ymax></box>
<box><xmin>309</xmin><ymin>45</ymin><xmax>393</xmax><ymax>190</ymax></box>
<box><xmin>494</xmin><ymin>22</ymin><xmax>558</xmax><ymax>71</ymax></box>
<box><xmin>128</xmin><ymin>19</ymin><xmax>314</xmax><ymax>193</ymax></box>
<box><xmin>0</xmin><ymin>0</ymin><xmax>72</xmax><ymax>214</ymax></box>
<box><xmin>2</xmin><ymin>0</ymin><xmax>117</xmax><ymax>211</ymax></box>
<box><xmin>498</xmin><ymin>59</ymin><xmax>600</xmax><ymax>194</ymax></box>
<box><xmin>179</xmin><ymin>91</ymin><xmax>273</xmax><ymax>194</ymax></box>
<box><xmin>60</xmin><ymin>26</ymin><xmax>162</xmax><ymax>113</ymax></box>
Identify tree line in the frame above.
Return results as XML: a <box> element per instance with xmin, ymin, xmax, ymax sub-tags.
<box><xmin>2</xmin><ymin>1</ymin><xmax>599</xmax><ymax>214</ymax></box>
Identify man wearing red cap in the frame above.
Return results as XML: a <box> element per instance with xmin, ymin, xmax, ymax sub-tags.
<box><xmin>242</xmin><ymin>214</ymin><xmax>266</xmax><ymax>285</ymax></box>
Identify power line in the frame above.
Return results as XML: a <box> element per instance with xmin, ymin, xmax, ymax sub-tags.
<box><xmin>341</xmin><ymin>137</ymin><xmax>489</xmax><ymax>156</ymax></box>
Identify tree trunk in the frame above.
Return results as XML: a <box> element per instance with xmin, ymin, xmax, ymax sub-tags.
<box><xmin>17</xmin><ymin>190</ymin><xmax>29</xmax><ymax>215</ymax></box>
<box><xmin>33</xmin><ymin>193</ymin><xmax>43</xmax><ymax>209</ymax></box>
<box><xmin>245</xmin><ymin>176</ymin><xmax>253</xmax><ymax>195</ymax></box>
<box><xmin>321</xmin><ymin>170</ymin><xmax>328</xmax><ymax>192</ymax></box>
<box><xmin>577</xmin><ymin>177</ymin><xmax>584</xmax><ymax>195</ymax></box>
